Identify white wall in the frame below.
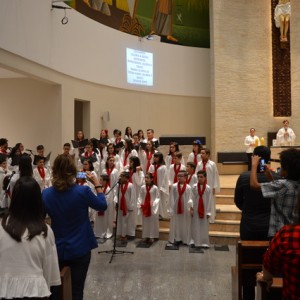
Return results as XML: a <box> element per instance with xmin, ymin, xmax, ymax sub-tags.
<box><xmin>0</xmin><ymin>0</ymin><xmax>210</xmax><ymax>97</ymax></box>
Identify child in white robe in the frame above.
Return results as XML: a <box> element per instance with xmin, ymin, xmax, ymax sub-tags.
<box><xmin>187</xmin><ymin>140</ymin><xmax>202</xmax><ymax>166</ymax></box>
<box><xmin>94</xmin><ymin>174</ymin><xmax>115</xmax><ymax>239</ymax></box>
<box><xmin>148</xmin><ymin>152</ymin><xmax>169</xmax><ymax>219</ymax></box>
<box><xmin>120</xmin><ymin>139</ymin><xmax>138</xmax><ymax>171</ymax></box>
<box><xmin>168</xmin><ymin>152</ymin><xmax>186</xmax><ymax>186</ymax></box>
<box><xmin>138</xmin><ymin>173</ymin><xmax>160</xmax><ymax>242</ymax></box>
<box><xmin>186</xmin><ymin>162</ymin><xmax>198</xmax><ymax>187</ymax></box>
<box><xmin>165</xmin><ymin>142</ymin><xmax>185</xmax><ymax>170</ymax></box>
<box><xmin>190</xmin><ymin>170</ymin><xmax>212</xmax><ymax>248</ymax></box>
<box><xmin>168</xmin><ymin>170</ymin><xmax>193</xmax><ymax>245</ymax></box>
<box><xmin>116</xmin><ymin>171</ymin><xmax>136</xmax><ymax>240</ymax></box>
<box><xmin>33</xmin><ymin>157</ymin><xmax>51</xmax><ymax>190</ymax></box>
<box><xmin>195</xmin><ymin>148</ymin><xmax>220</xmax><ymax>223</ymax></box>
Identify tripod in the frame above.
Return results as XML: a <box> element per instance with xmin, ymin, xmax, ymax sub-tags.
<box><xmin>98</xmin><ymin>179</ymin><xmax>134</xmax><ymax>263</ymax></box>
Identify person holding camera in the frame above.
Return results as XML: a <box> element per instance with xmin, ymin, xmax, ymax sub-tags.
<box><xmin>42</xmin><ymin>154</ymin><xmax>107</xmax><ymax>300</ymax></box>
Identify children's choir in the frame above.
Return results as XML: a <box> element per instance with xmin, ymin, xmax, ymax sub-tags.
<box><xmin>0</xmin><ymin>129</ymin><xmax>220</xmax><ymax>249</ymax></box>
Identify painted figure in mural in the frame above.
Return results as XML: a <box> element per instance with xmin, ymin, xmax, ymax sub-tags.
<box><xmin>83</xmin><ymin>0</ymin><xmax>111</xmax><ymax>16</ymax></box>
<box><xmin>274</xmin><ymin>0</ymin><xmax>291</xmax><ymax>42</ymax></box>
<box><xmin>150</xmin><ymin>0</ymin><xmax>178</xmax><ymax>42</ymax></box>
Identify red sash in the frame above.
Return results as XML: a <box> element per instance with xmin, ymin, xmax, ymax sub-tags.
<box><xmin>197</xmin><ymin>182</ymin><xmax>206</xmax><ymax>218</ymax></box>
<box><xmin>193</xmin><ymin>152</ymin><xmax>198</xmax><ymax>166</ymax></box>
<box><xmin>141</xmin><ymin>185</ymin><xmax>152</xmax><ymax>217</ymax></box>
<box><xmin>120</xmin><ymin>182</ymin><xmax>129</xmax><ymax>216</ymax></box>
<box><xmin>37</xmin><ymin>167</ymin><xmax>45</xmax><ymax>179</ymax></box>
<box><xmin>124</xmin><ymin>150</ymin><xmax>129</xmax><ymax>166</ymax></box>
<box><xmin>173</xmin><ymin>163</ymin><xmax>181</xmax><ymax>183</ymax></box>
<box><xmin>153</xmin><ymin>164</ymin><xmax>160</xmax><ymax>185</ymax></box>
<box><xmin>177</xmin><ymin>183</ymin><xmax>187</xmax><ymax>214</ymax></box>
<box><xmin>186</xmin><ymin>171</ymin><xmax>195</xmax><ymax>185</ymax></box>
<box><xmin>202</xmin><ymin>160</ymin><xmax>207</xmax><ymax>171</ymax></box>
<box><xmin>106</xmin><ymin>167</ymin><xmax>114</xmax><ymax>187</ymax></box>
<box><xmin>146</xmin><ymin>151</ymin><xmax>153</xmax><ymax>172</ymax></box>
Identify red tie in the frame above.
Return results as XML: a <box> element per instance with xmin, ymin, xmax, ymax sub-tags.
<box><xmin>197</xmin><ymin>181</ymin><xmax>206</xmax><ymax>218</ymax></box>
<box><xmin>173</xmin><ymin>164</ymin><xmax>181</xmax><ymax>183</ymax></box>
<box><xmin>202</xmin><ymin>160</ymin><xmax>207</xmax><ymax>171</ymax></box>
<box><xmin>141</xmin><ymin>185</ymin><xmax>152</xmax><ymax>217</ymax></box>
<box><xmin>98</xmin><ymin>185</ymin><xmax>108</xmax><ymax>216</ymax></box>
<box><xmin>120</xmin><ymin>182</ymin><xmax>129</xmax><ymax>216</ymax></box>
<box><xmin>38</xmin><ymin>167</ymin><xmax>45</xmax><ymax>179</ymax></box>
<box><xmin>177</xmin><ymin>183</ymin><xmax>187</xmax><ymax>214</ymax></box>
<box><xmin>146</xmin><ymin>151</ymin><xmax>153</xmax><ymax>172</ymax></box>
<box><xmin>153</xmin><ymin>164</ymin><xmax>160</xmax><ymax>185</ymax></box>
<box><xmin>193</xmin><ymin>152</ymin><xmax>198</xmax><ymax>166</ymax></box>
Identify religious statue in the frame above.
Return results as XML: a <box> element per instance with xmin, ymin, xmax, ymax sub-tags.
<box><xmin>274</xmin><ymin>0</ymin><xmax>291</xmax><ymax>42</ymax></box>
<box><xmin>150</xmin><ymin>0</ymin><xmax>178</xmax><ymax>42</ymax></box>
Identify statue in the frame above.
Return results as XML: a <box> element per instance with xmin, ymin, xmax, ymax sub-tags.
<box><xmin>274</xmin><ymin>0</ymin><xmax>291</xmax><ymax>42</ymax></box>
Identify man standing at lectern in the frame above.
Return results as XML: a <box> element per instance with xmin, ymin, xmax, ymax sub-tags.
<box><xmin>276</xmin><ymin>119</ymin><xmax>296</xmax><ymax>146</ymax></box>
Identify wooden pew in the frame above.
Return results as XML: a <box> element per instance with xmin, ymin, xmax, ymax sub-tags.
<box><xmin>231</xmin><ymin>240</ymin><xmax>270</xmax><ymax>300</ymax></box>
<box><xmin>60</xmin><ymin>266</ymin><xmax>72</xmax><ymax>300</ymax></box>
<box><xmin>256</xmin><ymin>277</ymin><xmax>283</xmax><ymax>300</ymax></box>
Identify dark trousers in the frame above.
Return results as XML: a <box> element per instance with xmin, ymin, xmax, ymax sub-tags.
<box><xmin>50</xmin><ymin>251</ymin><xmax>91</xmax><ymax>300</ymax></box>
<box><xmin>247</xmin><ymin>153</ymin><xmax>253</xmax><ymax>171</ymax></box>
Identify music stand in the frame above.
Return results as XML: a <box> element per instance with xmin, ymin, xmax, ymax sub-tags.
<box><xmin>98</xmin><ymin>178</ymin><xmax>134</xmax><ymax>263</ymax></box>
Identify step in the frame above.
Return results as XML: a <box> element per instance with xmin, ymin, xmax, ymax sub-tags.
<box><xmin>216</xmin><ymin>204</ymin><xmax>241</xmax><ymax>221</ymax></box>
<box><xmin>217</xmin><ymin>188</ymin><xmax>235</xmax><ymax>195</ymax></box>
<box><xmin>209</xmin><ymin>219</ymin><xmax>240</xmax><ymax>233</ymax></box>
<box><xmin>215</xmin><ymin>194</ymin><xmax>235</xmax><ymax>205</ymax></box>
<box><xmin>209</xmin><ymin>231</ymin><xmax>240</xmax><ymax>245</ymax></box>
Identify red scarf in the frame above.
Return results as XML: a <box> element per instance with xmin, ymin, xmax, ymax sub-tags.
<box><xmin>202</xmin><ymin>160</ymin><xmax>207</xmax><ymax>171</ymax></box>
<box><xmin>193</xmin><ymin>151</ymin><xmax>198</xmax><ymax>166</ymax></box>
<box><xmin>106</xmin><ymin>167</ymin><xmax>114</xmax><ymax>187</ymax></box>
<box><xmin>124</xmin><ymin>150</ymin><xmax>130</xmax><ymax>166</ymax></box>
<box><xmin>98</xmin><ymin>185</ymin><xmax>108</xmax><ymax>216</ymax></box>
<box><xmin>120</xmin><ymin>182</ymin><xmax>129</xmax><ymax>216</ymax></box>
<box><xmin>84</xmin><ymin>151</ymin><xmax>93</xmax><ymax>158</ymax></box>
<box><xmin>197</xmin><ymin>182</ymin><xmax>206</xmax><ymax>218</ymax></box>
<box><xmin>173</xmin><ymin>164</ymin><xmax>181</xmax><ymax>183</ymax></box>
<box><xmin>153</xmin><ymin>164</ymin><xmax>160</xmax><ymax>185</ymax></box>
<box><xmin>186</xmin><ymin>172</ymin><xmax>195</xmax><ymax>185</ymax></box>
<box><xmin>129</xmin><ymin>170</ymin><xmax>133</xmax><ymax>183</ymax></box>
<box><xmin>177</xmin><ymin>183</ymin><xmax>187</xmax><ymax>214</ymax></box>
<box><xmin>141</xmin><ymin>185</ymin><xmax>152</xmax><ymax>217</ymax></box>
<box><xmin>37</xmin><ymin>167</ymin><xmax>45</xmax><ymax>179</ymax></box>
<box><xmin>146</xmin><ymin>151</ymin><xmax>153</xmax><ymax>172</ymax></box>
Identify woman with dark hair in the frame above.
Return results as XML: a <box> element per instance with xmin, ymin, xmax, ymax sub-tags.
<box><xmin>9</xmin><ymin>155</ymin><xmax>33</xmax><ymax>195</ymax></box>
<box><xmin>42</xmin><ymin>154</ymin><xmax>107</xmax><ymax>300</ymax></box>
<box><xmin>120</xmin><ymin>139</ymin><xmax>138</xmax><ymax>170</ymax></box>
<box><xmin>124</xmin><ymin>126</ymin><xmax>134</xmax><ymax>141</ymax></box>
<box><xmin>0</xmin><ymin>176</ymin><xmax>61</xmax><ymax>299</ymax></box>
<box><xmin>165</xmin><ymin>142</ymin><xmax>185</xmax><ymax>170</ymax></box>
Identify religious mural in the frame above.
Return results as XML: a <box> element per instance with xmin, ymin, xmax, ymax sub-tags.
<box><xmin>68</xmin><ymin>0</ymin><xmax>210</xmax><ymax>48</ymax></box>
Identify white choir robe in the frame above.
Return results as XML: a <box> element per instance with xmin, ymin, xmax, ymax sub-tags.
<box><xmin>100</xmin><ymin>153</ymin><xmax>123</xmax><ymax>173</ymax></box>
<box><xmin>33</xmin><ymin>167</ymin><xmax>52</xmax><ymax>191</ymax></box>
<box><xmin>168</xmin><ymin>183</ymin><xmax>193</xmax><ymax>244</ymax></box>
<box><xmin>94</xmin><ymin>187</ymin><xmax>115</xmax><ymax>238</ymax></box>
<box><xmin>96</xmin><ymin>147</ymin><xmax>107</xmax><ymax>176</ymax></box>
<box><xmin>0</xmin><ymin>167</ymin><xmax>11</xmax><ymax>208</ymax></box>
<box><xmin>101</xmin><ymin>167</ymin><xmax>120</xmax><ymax>193</ymax></box>
<box><xmin>191</xmin><ymin>183</ymin><xmax>213</xmax><ymax>247</ymax></box>
<box><xmin>168</xmin><ymin>163</ymin><xmax>186</xmax><ymax>186</ymax></box>
<box><xmin>148</xmin><ymin>164</ymin><xmax>170</xmax><ymax>219</ymax></box>
<box><xmin>80</xmin><ymin>152</ymin><xmax>100</xmax><ymax>175</ymax></box>
<box><xmin>130</xmin><ymin>171</ymin><xmax>145</xmax><ymax>227</ymax></box>
<box><xmin>276</xmin><ymin>127</ymin><xmax>296</xmax><ymax>146</ymax></box>
<box><xmin>165</xmin><ymin>155</ymin><xmax>185</xmax><ymax>170</ymax></box>
<box><xmin>119</xmin><ymin>149</ymin><xmax>138</xmax><ymax>171</ymax></box>
<box><xmin>187</xmin><ymin>174</ymin><xmax>198</xmax><ymax>187</ymax></box>
<box><xmin>187</xmin><ymin>152</ymin><xmax>201</xmax><ymax>165</ymax></box>
<box><xmin>139</xmin><ymin>150</ymin><xmax>157</xmax><ymax>173</ymax></box>
<box><xmin>195</xmin><ymin>160</ymin><xmax>220</xmax><ymax>223</ymax></box>
<box><xmin>137</xmin><ymin>184</ymin><xmax>160</xmax><ymax>239</ymax></box>
<box><xmin>116</xmin><ymin>183</ymin><xmax>136</xmax><ymax>237</ymax></box>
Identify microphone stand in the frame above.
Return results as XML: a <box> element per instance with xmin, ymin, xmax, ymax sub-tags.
<box><xmin>98</xmin><ymin>179</ymin><xmax>134</xmax><ymax>263</ymax></box>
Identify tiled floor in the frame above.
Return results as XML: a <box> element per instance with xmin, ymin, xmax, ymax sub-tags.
<box><xmin>84</xmin><ymin>239</ymin><xmax>235</xmax><ymax>300</ymax></box>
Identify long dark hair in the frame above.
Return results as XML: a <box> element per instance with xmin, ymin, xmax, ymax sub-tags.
<box><xmin>19</xmin><ymin>155</ymin><xmax>33</xmax><ymax>177</ymax></box>
<box><xmin>1</xmin><ymin>176</ymin><xmax>47</xmax><ymax>242</ymax></box>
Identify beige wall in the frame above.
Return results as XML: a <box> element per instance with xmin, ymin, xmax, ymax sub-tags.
<box><xmin>0</xmin><ymin>49</ymin><xmax>211</xmax><ymax>157</ymax></box>
<box><xmin>211</xmin><ymin>0</ymin><xmax>300</xmax><ymax>159</ymax></box>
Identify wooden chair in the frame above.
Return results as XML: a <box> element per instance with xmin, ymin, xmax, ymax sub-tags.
<box><xmin>60</xmin><ymin>266</ymin><xmax>72</xmax><ymax>300</ymax></box>
<box><xmin>231</xmin><ymin>240</ymin><xmax>270</xmax><ymax>300</ymax></box>
<box><xmin>256</xmin><ymin>277</ymin><xmax>283</xmax><ymax>300</ymax></box>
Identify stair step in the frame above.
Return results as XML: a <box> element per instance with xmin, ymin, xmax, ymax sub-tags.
<box><xmin>215</xmin><ymin>194</ymin><xmax>235</xmax><ymax>205</ymax></box>
<box><xmin>209</xmin><ymin>231</ymin><xmax>240</xmax><ymax>238</ymax></box>
<box><xmin>209</xmin><ymin>221</ymin><xmax>240</xmax><ymax>233</ymax></box>
<box><xmin>217</xmin><ymin>188</ymin><xmax>235</xmax><ymax>195</ymax></box>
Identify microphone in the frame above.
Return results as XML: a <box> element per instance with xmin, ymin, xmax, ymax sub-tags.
<box><xmin>26</xmin><ymin>149</ymin><xmax>33</xmax><ymax>152</ymax></box>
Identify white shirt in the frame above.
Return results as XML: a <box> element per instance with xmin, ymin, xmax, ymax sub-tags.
<box><xmin>244</xmin><ymin>135</ymin><xmax>260</xmax><ymax>153</ymax></box>
<box><xmin>276</xmin><ymin>127</ymin><xmax>296</xmax><ymax>146</ymax></box>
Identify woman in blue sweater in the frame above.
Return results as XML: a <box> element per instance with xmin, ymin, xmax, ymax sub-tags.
<box><xmin>42</xmin><ymin>154</ymin><xmax>107</xmax><ymax>300</ymax></box>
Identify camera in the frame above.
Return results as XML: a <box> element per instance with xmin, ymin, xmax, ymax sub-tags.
<box><xmin>259</xmin><ymin>159</ymin><xmax>265</xmax><ymax>172</ymax></box>
<box><xmin>76</xmin><ymin>172</ymin><xmax>86</xmax><ymax>179</ymax></box>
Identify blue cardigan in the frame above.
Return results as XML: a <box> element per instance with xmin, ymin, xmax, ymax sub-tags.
<box><xmin>42</xmin><ymin>184</ymin><xmax>107</xmax><ymax>260</ymax></box>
